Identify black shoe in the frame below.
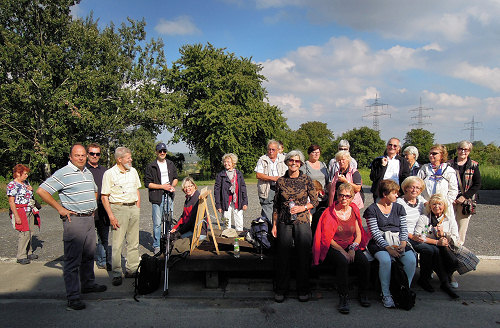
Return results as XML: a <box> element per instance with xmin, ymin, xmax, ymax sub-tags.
<box><xmin>66</xmin><ymin>299</ymin><xmax>86</xmax><ymax>311</ymax></box>
<box><xmin>298</xmin><ymin>293</ymin><xmax>310</xmax><ymax>302</ymax></box>
<box><xmin>274</xmin><ymin>293</ymin><xmax>285</xmax><ymax>303</ymax></box>
<box><xmin>28</xmin><ymin>254</ymin><xmax>38</xmax><ymax>260</ymax></box>
<box><xmin>16</xmin><ymin>258</ymin><xmax>30</xmax><ymax>265</ymax></box>
<box><xmin>440</xmin><ymin>283</ymin><xmax>459</xmax><ymax>299</ymax></box>
<box><xmin>338</xmin><ymin>294</ymin><xmax>350</xmax><ymax>314</ymax></box>
<box><xmin>124</xmin><ymin>271</ymin><xmax>137</xmax><ymax>279</ymax></box>
<box><xmin>359</xmin><ymin>293</ymin><xmax>371</xmax><ymax>307</ymax></box>
<box><xmin>81</xmin><ymin>284</ymin><xmax>107</xmax><ymax>294</ymax></box>
<box><xmin>417</xmin><ymin>278</ymin><xmax>435</xmax><ymax>293</ymax></box>
<box><xmin>106</xmin><ymin>263</ymin><xmax>112</xmax><ymax>271</ymax></box>
<box><xmin>112</xmin><ymin>277</ymin><xmax>122</xmax><ymax>286</ymax></box>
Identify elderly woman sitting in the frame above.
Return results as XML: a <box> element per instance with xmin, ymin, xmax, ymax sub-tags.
<box><xmin>403</xmin><ymin>146</ymin><xmax>420</xmax><ymax>176</ymax></box>
<box><xmin>414</xmin><ymin>194</ymin><xmax>459</xmax><ymax>298</ymax></box>
<box><xmin>171</xmin><ymin>177</ymin><xmax>202</xmax><ymax>238</ymax></box>
<box><xmin>328</xmin><ymin>150</ymin><xmax>363</xmax><ymax>209</ymax></box>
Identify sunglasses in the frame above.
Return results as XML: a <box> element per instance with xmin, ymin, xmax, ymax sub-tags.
<box><xmin>429</xmin><ymin>152</ymin><xmax>440</xmax><ymax>156</ymax></box>
<box><xmin>158</xmin><ymin>150</ymin><xmax>167</xmax><ymax>154</ymax></box>
<box><xmin>338</xmin><ymin>148</ymin><xmax>349</xmax><ymax>151</ymax></box>
<box><xmin>288</xmin><ymin>159</ymin><xmax>301</xmax><ymax>164</ymax></box>
<box><xmin>387</xmin><ymin>143</ymin><xmax>399</xmax><ymax>148</ymax></box>
<box><xmin>458</xmin><ymin>148</ymin><xmax>470</xmax><ymax>152</ymax></box>
<box><xmin>338</xmin><ymin>194</ymin><xmax>352</xmax><ymax>199</ymax></box>
<box><xmin>89</xmin><ymin>152</ymin><xmax>101</xmax><ymax>157</ymax></box>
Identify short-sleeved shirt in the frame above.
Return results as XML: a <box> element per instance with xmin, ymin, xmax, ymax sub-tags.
<box><xmin>255</xmin><ymin>155</ymin><xmax>280</xmax><ymax>176</ymax></box>
<box><xmin>6</xmin><ymin>180</ymin><xmax>33</xmax><ymax>211</ymax></box>
<box><xmin>101</xmin><ymin>165</ymin><xmax>141</xmax><ymax>203</ymax></box>
<box><xmin>39</xmin><ymin>161</ymin><xmax>97</xmax><ymax>213</ymax></box>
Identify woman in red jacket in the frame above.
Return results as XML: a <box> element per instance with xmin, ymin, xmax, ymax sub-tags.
<box><xmin>171</xmin><ymin>177</ymin><xmax>201</xmax><ymax>238</ymax></box>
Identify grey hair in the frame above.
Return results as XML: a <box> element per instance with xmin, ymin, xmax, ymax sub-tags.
<box><xmin>285</xmin><ymin>150</ymin><xmax>305</xmax><ymax>164</ymax></box>
<box><xmin>222</xmin><ymin>153</ymin><xmax>238</xmax><ymax>166</ymax></box>
<box><xmin>114</xmin><ymin>147</ymin><xmax>131</xmax><ymax>160</ymax></box>
<box><xmin>338</xmin><ymin>139</ymin><xmax>350</xmax><ymax>149</ymax></box>
<box><xmin>457</xmin><ymin>140</ymin><xmax>473</xmax><ymax>151</ymax></box>
<box><xmin>403</xmin><ymin>146</ymin><xmax>419</xmax><ymax>160</ymax></box>
<box><xmin>181</xmin><ymin>176</ymin><xmax>198</xmax><ymax>190</ymax></box>
<box><xmin>267</xmin><ymin>139</ymin><xmax>279</xmax><ymax>148</ymax></box>
<box><xmin>335</xmin><ymin>150</ymin><xmax>351</xmax><ymax>162</ymax></box>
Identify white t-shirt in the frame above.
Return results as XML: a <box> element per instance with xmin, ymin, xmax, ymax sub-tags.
<box><xmin>383</xmin><ymin>155</ymin><xmax>400</xmax><ymax>184</ymax></box>
<box><xmin>157</xmin><ymin>160</ymin><xmax>169</xmax><ymax>184</ymax></box>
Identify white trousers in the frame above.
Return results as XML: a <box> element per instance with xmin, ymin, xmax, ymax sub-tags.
<box><xmin>223</xmin><ymin>204</ymin><xmax>244</xmax><ymax>231</ymax></box>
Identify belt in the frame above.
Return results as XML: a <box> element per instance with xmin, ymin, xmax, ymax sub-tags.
<box><xmin>68</xmin><ymin>211</ymin><xmax>95</xmax><ymax>217</ymax></box>
<box><xmin>110</xmin><ymin>202</ymin><xmax>136</xmax><ymax>206</ymax></box>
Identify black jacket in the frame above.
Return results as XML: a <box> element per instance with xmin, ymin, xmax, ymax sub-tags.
<box><xmin>144</xmin><ymin>159</ymin><xmax>178</xmax><ymax>204</ymax></box>
<box><xmin>214</xmin><ymin>169</ymin><xmax>248</xmax><ymax>211</ymax></box>
<box><xmin>369</xmin><ymin>154</ymin><xmax>409</xmax><ymax>197</ymax></box>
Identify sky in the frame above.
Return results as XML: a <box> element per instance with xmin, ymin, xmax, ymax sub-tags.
<box><xmin>72</xmin><ymin>0</ymin><xmax>500</xmax><ymax>153</ymax></box>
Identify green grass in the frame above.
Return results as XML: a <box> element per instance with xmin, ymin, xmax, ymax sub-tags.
<box><xmin>480</xmin><ymin>165</ymin><xmax>500</xmax><ymax>190</ymax></box>
<box><xmin>358</xmin><ymin>168</ymin><xmax>371</xmax><ymax>186</ymax></box>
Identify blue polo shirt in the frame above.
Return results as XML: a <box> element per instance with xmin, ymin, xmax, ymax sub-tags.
<box><xmin>40</xmin><ymin>161</ymin><xmax>97</xmax><ymax>213</ymax></box>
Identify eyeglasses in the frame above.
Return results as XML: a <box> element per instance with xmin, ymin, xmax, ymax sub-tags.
<box><xmin>338</xmin><ymin>194</ymin><xmax>352</xmax><ymax>199</ymax></box>
<box><xmin>338</xmin><ymin>148</ymin><xmax>349</xmax><ymax>151</ymax></box>
<box><xmin>408</xmin><ymin>186</ymin><xmax>421</xmax><ymax>190</ymax></box>
<box><xmin>158</xmin><ymin>150</ymin><xmax>167</xmax><ymax>154</ymax></box>
<box><xmin>268</xmin><ymin>148</ymin><xmax>277</xmax><ymax>152</ymax></box>
<box><xmin>429</xmin><ymin>152</ymin><xmax>440</xmax><ymax>156</ymax></box>
<box><xmin>458</xmin><ymin>148</ymin><xmax>470</xmax><ymax>152</ymax></box>
<box><xmin>288</xmin><ymin>159</ymin><xmax>301</xmax><ymax>164</ymax></box>
<box><xmin>183</xmin><ymin>184</ymin><xmax>194</xmax><ymax>189</ymax></box>
<box><xmin>387</xmin><ymin>144</ymin><xmax>399</xmax><ymax>148</ymax></box>
<box><xmin>310</xmin><ymin>150</ymin><xmax>320</xmax><ymax>155</ymax></box>
<box><xmin>89</xmin><ymin>152</ymin><xmax>101</xmax><ymax>157</ymax></box>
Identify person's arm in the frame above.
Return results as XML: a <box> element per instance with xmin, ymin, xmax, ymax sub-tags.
<box><xmin>256</xmin><ymin>172</ymin><xmax>279</xmax><ymax>182</ymax></box>
<box><xmin>213</xmin><ymin>172</ymin><xmax>223</xmax><ymax>212</ymax></box>
<box><xmin>101</xmin><ymin>194</ymin><xmax>119</xmax><ymax>229</ymax></box>
<box><xmin>36</xmin><ymin>187</ymin><xmax>75</xmax><ymax>221</ymax></box>
<box><xmin>8</xmin><ymin>196</ymin><xmax>21</xmax><ymax>225</ymax></box>
<box><xmin>136</xmin><ymin>189</ymin><xmax>140</xmax><ymax>208</ymax></box>
<box><xmin>462</xmin><ymin>165</ymin><xmax>481</xmax><ymax>199</ymax></box>
<box><xmin>239</xmin><ymin>172</ymin><xmax>248</xmax><ymax>211</ymax></box>
<box><xmin>338</xmin><ymin>170</ymin><xmax>362</xmax><ymax>193</ymax></box>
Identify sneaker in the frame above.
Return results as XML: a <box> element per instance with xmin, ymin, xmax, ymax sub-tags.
<box><xmin>16</xmin><ymin>258</ymin><xmax>30</xmax><ymax>265</ymax></box>
<box><xmin>338</xmin><ymin>294</ymin><xmax>350</xmax><ymax>314</ymax></box>
<box><xmin>112</xmin><ymin>276</ymin><xmax>122</xmax><ymax>286</ymax></box>
<box><xmin>81</xmin><ymin>284</ymin><xmax>107</xmax><ymax>294</ymax></box>
<box><xmin>28</xmin><ymin>254</ymin><xmax>38</xmax><ymax>260</ymax></box>
<box><xmin>450</xmin><ymin>281</ymin><xmax>459</xmax><ymax>289</ymax></box>
<box><xmin>382</xmin><ymin>295</ymin><xmax>396</xmax><ymax>308</ymax></box>
<box><xmin>66</xmin><ymin>299</ymin><xmax>86</xmax><ymax>311</ymax></box>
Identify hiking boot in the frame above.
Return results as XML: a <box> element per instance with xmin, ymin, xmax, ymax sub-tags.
<box><xmin>17</xmin><ymin>258</ymin><xmax>30</xmax><ymax>265</ymax></box>
<box><xmin>382</xmin><ymin>295</ymin><xmax>396</xmax><ymax>308</ymax></box>
<box><xmin>417</xmin><ymin>278</ymin><xmax>435</xmax><ymax>292</ymax></box>
<box><xmin>66</xmin><ymin>299</ymin><xmax>86</xmax><ymax>311</ymax></box>
<box><xmin>112</xmin><ymin>276</ymin><xmax>122</xmax><ymax>286</ymax></box>
<box><xmin>81</xmin><ymin>284</ymin><xmax>107</xmax><ymax>294</ymax></box>
<box><xmin>337</xmin><ymin>294</ymin><xmax>350</xmax><ymax>314</ymax></box>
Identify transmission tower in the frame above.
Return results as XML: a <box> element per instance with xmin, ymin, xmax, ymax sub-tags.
<box><xmin>363</xmin><ymin>94</ymin><xmax>390</xmax><ymax>132</ymax></box>
<box><xmin>463</xmin><ymin>116</ymin><xmax>482</xmax><ymax>142</ymax></box>
<box><xmin>409</xmin><ymin>97</ymin><xmax>432</xmax><ymax>128</ymax></box>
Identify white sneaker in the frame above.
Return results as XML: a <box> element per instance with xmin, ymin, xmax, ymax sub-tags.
<box><xmin>450</xmin><ymin>281</ymin><xmax>459</xmax><ymax>289</ymax></box>
<box><xmin>382</xmin><ymin>295</ymin><xmax>396</xmax><ymax>308</ymax></box>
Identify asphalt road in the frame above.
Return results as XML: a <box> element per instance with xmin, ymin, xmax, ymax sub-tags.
<box><xmin>1</xmin><ymin>185</ymin><xmax>499</xmax><ymax>260</ymax></box>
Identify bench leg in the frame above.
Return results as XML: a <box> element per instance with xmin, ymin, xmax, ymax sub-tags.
<box><xmin>205</xmin><ymin>271</ymin><xmax>219</xmax><ymax>288</ymax></box>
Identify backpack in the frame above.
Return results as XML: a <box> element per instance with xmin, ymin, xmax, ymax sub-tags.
<box><xmin>249</xmin><ymin>217</ymin><xmax>272</xmax><ymax>249</ymax></box>
<box><xmin>390</xmin><ymin>259</ymin><xmax>416</xmax><ymax>310</ymax></box>
<box><xmin>134</xmin><ymin>253</ymin><xmax>161</xmax><ymax>301</ymax></box>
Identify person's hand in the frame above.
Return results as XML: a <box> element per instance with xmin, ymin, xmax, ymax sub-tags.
<box><xmin>109</xmin><ymin>216</ymin><xmax>120</xmax><ymax>230</ymax></box>
<box><xmin>381</xmin><ymin>157</ymin><xmax>388</xmax><ymax>166</ymax></box>
<box><xmin>347</xmin><ymin>249</ymin><xmax>355</xmax><ymax>263</ymax></box>
<box><xmin>242</xmin><ymin>205</ymin><xmax>248</xmax><ymax>211</ymax></box>
<box><xmin>217</xmin><ymin>208</ymin><xmax>222</xmax><ymax>213</ymax></box>
<box><xmin>58</xmin><ymin>207</ymin><xmax>76</xmax><ymax>222</ymax></box>
<box><xmin>437</xmin><ymin>237</ymin><xmax>449</xmax><ymax>247</ymax></box>
<box><xmin>387</xmin><ymin>246</ymin><xmax>401</xmax><ymax>258</ymax></box>
<box><xmin>436</xmin><ymin>225</ymin><xmax>444</xmax><ymax>238</ymax></box>
<box><xmin>454</xmin><ymin>196</ymin><xmax>466</xmax><ymax>204</ymax></box>
<box><xmin>397</xmin><ymin>241</ymin><xmax>406</xmax><ymax>253</ymax></box>
<box><xmin>290</xmin><ymin>205</ymin><xmax>303</xmax><ymax>215</ymax></box>
<box><xmin>272</xmin><ymin>224</ymin><xmax>277</xmax><ymax>238</ymax></box>
<box><xmin>15</xmin><ymin>216</ymin><xmax>21</xmax><ymax>225</ymax></box>
<box><xmin>170</xmin><ymin>228</ymin><xmax>177</xmax><ymax>233</ymax></box>
<box><xmin>416</xmin><ymin>234</ymin><xmax>427</xmax><ymax>243</ymax></box>
<box><xmin>338</xmin><ymin>175</ymin><xmax>348</xmax><ymax>183</ymax></box>
<box><xmin>27</xmin><ymin>185</ymin><xmax>33</xmax><ymax>191</ymax></box>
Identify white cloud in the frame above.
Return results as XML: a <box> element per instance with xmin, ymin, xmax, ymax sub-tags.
<box><xmin>423</xmin><ymin>43</ymin><xmax>443</xmax><ymax>52</ymax></box>
<box><xmin>154</xmin><ymin>16</ymin><xmax>200</xmax><ymax>36</ymax></box>
<box><xmin>453</xmin><ymin>62</ymin><xmax>500</xmax><ymax>92</ymax></box>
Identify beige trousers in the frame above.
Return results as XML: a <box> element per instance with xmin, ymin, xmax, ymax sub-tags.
<box><xmin>110</xmin><ymin>204</ymin><xmax>140</xmax><ymax>277</ymax></box>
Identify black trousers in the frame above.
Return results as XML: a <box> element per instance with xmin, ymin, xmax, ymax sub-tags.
<box><xmin>324</xmin><ymin>247</ymin><xmax>370</xmax><ymax>295</ymax></box>
<box><xmin>274</xmin><ymin>221</ymin><xmax>311</xmax><ymax>295</ymax></box>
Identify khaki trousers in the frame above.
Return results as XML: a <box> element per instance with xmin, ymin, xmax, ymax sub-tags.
<box><xmin>110</xmin><ymin>204</ymin><xmax>140</xmax><ymax>277</ymax></box>
<box><xmin>16</xmin><ymin>211</ymin><xmax>34</xmax><ymax>260</ymax></box>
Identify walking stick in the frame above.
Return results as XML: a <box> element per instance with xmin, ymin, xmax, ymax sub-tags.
<box><xmin>161</xmin><ymin>191</ymin><xmax>173</xmax><ymax>296</ymax></box>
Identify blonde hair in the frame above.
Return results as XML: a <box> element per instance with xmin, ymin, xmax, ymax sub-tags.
<box><xmin>425</xmin><ymin>193</ymin><xmax>448</xmax><ymax>215</ymax></box>
<box><xmin>401</xmin><ymin>176</ymin><xmax>425</xmax><ymax>194</ymax></box>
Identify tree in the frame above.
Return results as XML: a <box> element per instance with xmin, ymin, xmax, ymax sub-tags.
<box><xmin>165</xmin><ymin>43</ymin><xmax>288</xmax><ymax>175</ymax></box>
<box><xmin>403</xmin><ymin>129</ymin><xmax>435</xmax><ymax>164</ymax></box>
<box><xmin>0</xmin><ymin>1</ymin><xmax>170</xmax><ymax>180</ymax></box>
<box><xmin>336</xmin><ymin>127</ymin><xmax>385</xmax><ymax>168</ymax></box>
<box><xmin>288</xmin><ymin>121</ymin><xmax>335</xmax><ymax>162</ymax></box>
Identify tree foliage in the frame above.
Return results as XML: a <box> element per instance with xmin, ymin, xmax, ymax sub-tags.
<box><xmin>0</xmin><ymin>0</ymin><xmax>170</xmax><ymax>180</ymax></box>
<box><xmin>403</xmin><ymin>129</ymin><xmax>435</xmax><ymax>164</ymax></box>
<box><xmin>335</xmin><ymin>127</ymin><xmax>385</xmax><ymax>168</ymax></box>
<box><xmin>165</xmin><ymin>43</ymin><xmax>288</xmax><ymax>175</ymax></box>
<box><xmin>287</xmin><ymin>121</ymin><xmax>335</xmax><ymax>162</ymax></box>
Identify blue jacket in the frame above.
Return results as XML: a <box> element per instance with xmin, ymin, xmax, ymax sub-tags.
<box><xmin>214</xmin><ymin>169</ymin><xmax>248</xmax><ymax>211</ymax></box>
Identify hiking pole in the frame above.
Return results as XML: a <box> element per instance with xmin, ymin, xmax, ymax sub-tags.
<box><xmin>162</xmin><ymin>191</ymin><xmax>173</xmax><ymax>296</ymax></box>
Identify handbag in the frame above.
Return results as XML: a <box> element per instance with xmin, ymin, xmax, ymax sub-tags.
<box><xmin>384</xmin><ymin>230</ymin><xmax>400</xmax><ymax>246</ymax></box>
<box><xmin>449</xmin><ymin>243</ymin><xmax>480</xmax><ymax>275</ymax></box>
<box><xmin>461</xmin><ymin>199</ymin><xmax>477</xmax><ymax>215</ymax></box>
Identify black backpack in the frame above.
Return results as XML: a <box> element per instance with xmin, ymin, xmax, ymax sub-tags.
<box><xmin>134</xmin><ymin>253</ymin><xmax>161</xmax><ymax>301</ymax></box>
<box><xmin>390</xmin><ymin>259</ymin><xmax>416</xmax><ymax>310</ymax></box>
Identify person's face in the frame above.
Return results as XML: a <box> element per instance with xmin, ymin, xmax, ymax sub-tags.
<box><xmin>431</xmin><ymin>201</ymin><xmax>445</xmax><ymax>217</ymax></box>
<box><xmin>223</xmin><ymin>158</ymin><xmax>234</xmax><ymax>170</ymax></box>
<box><xmin>428</xmin><ymin>148</ymin><xmax>442</xmax><ymax>165</ymax></box>
<box><xmin>183</xmin><ymin>181</ymin><xmax>196</xmax><ymax>196</ymax></box>
<box><xmin>404</xmin><ymin>152</ymin><xmax>415</xmax><ymax>164</ymax></box>
<box><xmin>15</xmin><ymin>171</ymin><xmax>29</xmax><ymax>182</ymax></box>
<box><xmin>287</xmin><ymin>156</ymin><xmax>301</xmax><ymax>173</ymax></box>
<box><xmin>70</xmin><ymin>145</ymin><xmax>87</xmax><ymax>170</ymax></box>
<box><xmin>278</xmin><ymin>144</ymin><xmax>284</xmax><ymax>154</ymax></box>
<box><xmin>337</xmin><ymin>190</ymin><xmax>353</xmax><ymax>207</ymax></box>
<box><xmin>457</xmin><ymin>146</ymin><xmax>470</xmax><ymax>160</ymax></box>
<box><xmin>338</xmin><ymin>157</ymin><xmax>349</xmax><ymax>170</ymax></box>
<box><xmin>267</xmin><ymin>144</ymin><xmax>278</xmax><ymax>159</ymax></box>
<box><xmin>156</xmin><ymin>148</ymin><xmax>167</xmax><ymax>160</ymax></box>
<box><xmin>405</xmin><ymin>183</ymin><xmax>422</xmax><ymax>199</ymax></box>
<box><xmin>386</xmin><ymin>139</ymin><xmax>400</xmax><ymax>157</ymax></box>
<box><xmin>87</xmin><ymin>147</ymin><xmax>101</xmax><ymax>166</ymax></box>
<box><xmin>118</xmin><ymin>153</ymin><xmax>133</xmax><ymax>170</ymax></box>
<box><xmin>309</xmin><ymin>149</ymin><xmax>320</xmax><ymax>162</ymax></box>
<box><xmin>385</xmin><ymin>190</ymin><xmax>399</xmax><ymax>203</ymax></box>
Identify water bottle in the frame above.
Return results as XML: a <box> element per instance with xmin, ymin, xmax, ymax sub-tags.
<box><xmin>289</xmin><ymin>199</ymin><xmax>297</xmax><ymax>221</ymax></box>
<box><xmin>234</xmin><ymin>238</ymin><xmax>240</xmax><ymax>258</ymax></box>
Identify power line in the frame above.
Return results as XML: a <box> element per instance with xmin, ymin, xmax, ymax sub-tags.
<box><xmin>363</xmin><ymin>94</ymin><xmax>390</xmax><ymax>132</ymax></box>
<box><xmin>409</xmin><ymin>97</ymin><xmax>432</xmax><ymax>128</ymax></box>
<box><xmin>463</xmin><ymin>116</ymin><xmax>482</xmax><ymax>142</ymax></box>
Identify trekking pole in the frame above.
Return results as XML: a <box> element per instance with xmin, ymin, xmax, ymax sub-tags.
<box><xmin>162</xmin><ymin>191</ymin><xmax>172</xmax><ymax>296</ymax></box>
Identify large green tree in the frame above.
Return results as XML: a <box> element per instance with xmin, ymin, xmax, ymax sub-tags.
<box><xmin>165</xmin><ymin>43</ymin><xmax>288</xmax><ymax>175</ymax></box>
<box><xmin>0</xmin><ymin>0</ymin><xmax>170</xmax><ymax>180</ymax></box>
<box><xmin>288</xmin><ymin>121</ymin><xmax>335</xmax><ymax>162</ymax></box>
<box><xmin>336</xmin><ymin>127</ymin><xmax>385</xmax><ymax>168</ymax></box>
<box><xmin>403</xmin><ymin>129</ymin><xmax>435</xmax><ymax>164</ymax></box>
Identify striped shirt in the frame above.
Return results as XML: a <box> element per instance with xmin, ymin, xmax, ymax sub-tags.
<box><xmin>364</xmin><ymin>202</ymin><xmax>408</xmax><ymax>249</ymax></box>
<box><xmin>101</xmin><ymin>165</ymin><xmax>141</xmax><ymax>203</ymax></box>
<box><xmin>39</xmin><ymin>161</ymin><xmax>97</xmax><ymax>213</ymax></box>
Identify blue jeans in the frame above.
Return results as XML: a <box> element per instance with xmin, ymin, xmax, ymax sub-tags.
<box><xmin>374</xmin><ymin>250</ymin><xmax>416</xmax><ymax>297</ymax></box>
<box><xmin>151</xmin><ymin>196</ymin><xmax>174</xmax><ymax>249</ymax></box>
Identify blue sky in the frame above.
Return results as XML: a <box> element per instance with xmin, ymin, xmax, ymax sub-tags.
<box><xmin>73</xmin><ymin>0</ymin><xmax>500</xmax><ymax>153</ymax></box>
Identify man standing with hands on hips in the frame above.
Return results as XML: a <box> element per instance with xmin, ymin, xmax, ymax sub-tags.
<box><xmin>144</xmin><ymin>142</ymin><xmax>178</xmax><ymax>254</ymax></box>
<box><xmin>37</xmin><ymin>143</ymin><xmax>107</xmax><ymax>311</ymax></box>
<box><xmin>101</xmin><ymin>147</ymin><xmax>141</xmax><ymax>287</ymax></box>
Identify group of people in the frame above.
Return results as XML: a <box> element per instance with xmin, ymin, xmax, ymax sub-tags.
<box><xmin>6</xmin><ymin>137</ymin><xmax>480</xmax><ymax>311</ymax></box>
